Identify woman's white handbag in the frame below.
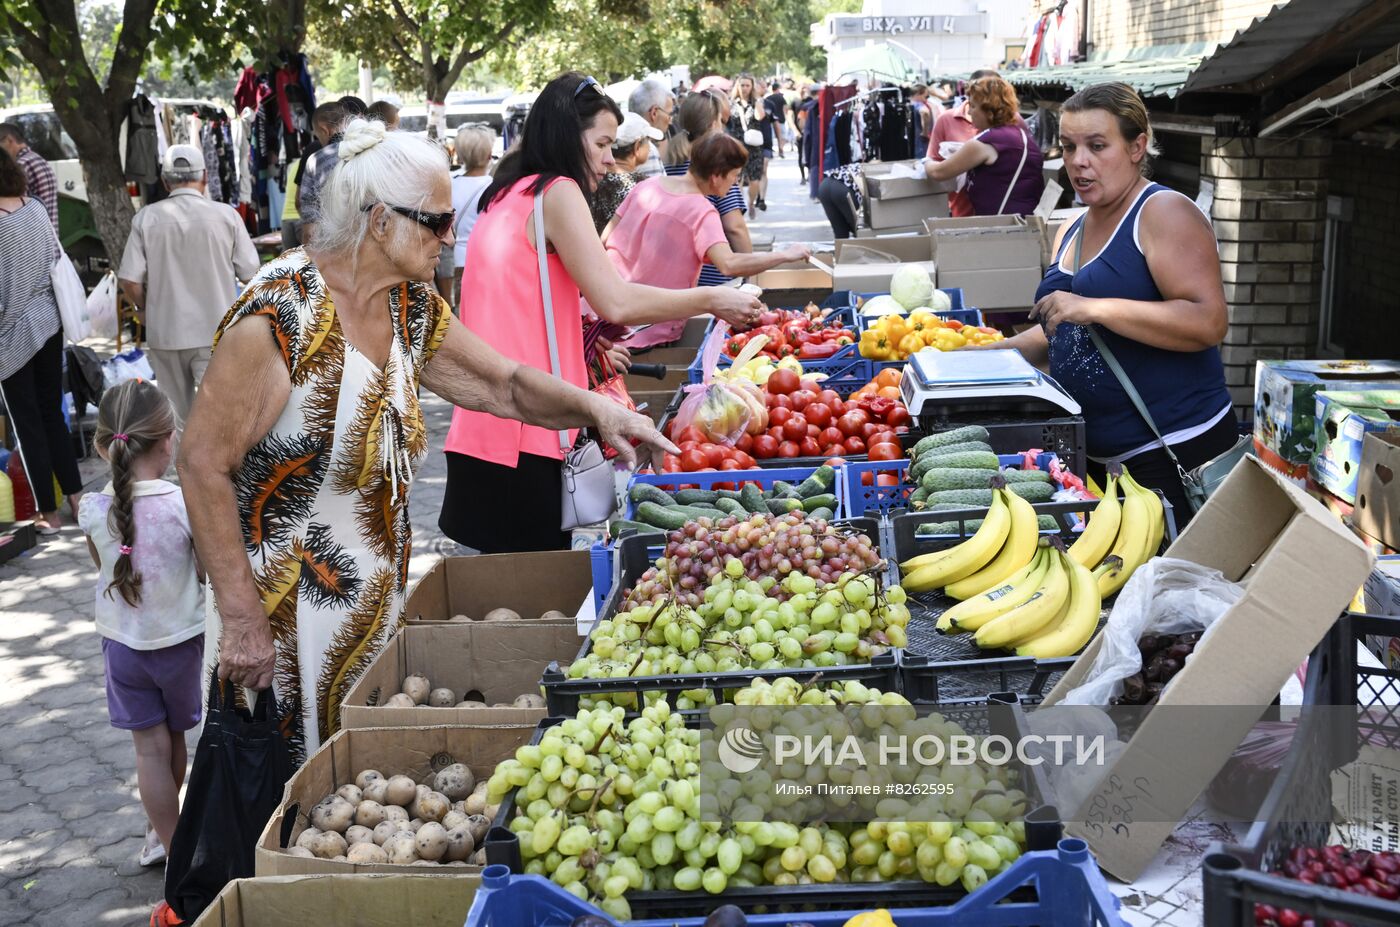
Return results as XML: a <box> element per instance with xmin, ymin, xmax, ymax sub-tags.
<box><xmin>50</xmin><ymin>243</ymin><xmax>91</xmax><ymax>343</ymax></box>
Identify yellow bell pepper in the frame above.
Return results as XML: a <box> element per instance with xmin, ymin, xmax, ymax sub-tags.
<box><xmin>843</xmin><ymin>910</ymin><xmax>897</xmax><ymax>927</ymax></box>
<box><xmin>897</xmin><ymin>332</ymin><xmax>925</xmax><ymax>358</ymax></box>
<box><xmin>883</xmin><ymin>316</ymin><xmax>909</xmax><ymax>344</ymax></box>
<box><xmin>934</xmin><ymin>329</ymin><xmax>967</xmax><ymax>350</ymax></box>
<box><xmin>920</xmin><ymin>328</ymin><xmax>943</xmax><ymax>348</ymax></box>
<box><xmin>859</xmin><ymin>330</ymin><xmax>896</xmax><ymax>361</ymax></box>
<box><xmin>907</xmin><ymin>310</ymin><xmax>937</xmax><ymax>332</ymax></box>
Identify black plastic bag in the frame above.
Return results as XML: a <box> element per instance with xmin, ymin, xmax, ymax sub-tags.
<box><xmin>164</xmin><ymin>678</ymin><xmax>292</xmax><ymax>921</ymax></box>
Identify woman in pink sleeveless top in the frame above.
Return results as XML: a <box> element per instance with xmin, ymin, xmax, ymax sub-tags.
<box><xmin>441</xmin><ymin>72</ymin><xmax>762</xmax><ymax>553</ymax></box>
<box><xmin>604</xmin><ymin>133</ymin><xmax>810</xmax><ymax>350</ymax></box>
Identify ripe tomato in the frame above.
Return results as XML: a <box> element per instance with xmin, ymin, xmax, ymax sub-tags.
<box><xmin>868</xmin><ymin>441</ymin><xmax>903</xmax><ymax>462</ymax></box>
<box><xmin>767</xmin><ymin>425</ymin><xmax>785</xmax><ymax>441</ymax></box>
<box><xmin>735</xmin><ymin>432</ymin><xmax>754</xmax><ymax>453</ymax></box>
<box><xmin>861</xmin><ymin>471</ymin><xmax>874</xmax><ymax>486</ymax></box>
<box><xmin>662</xmin><ymin>453</ymin><xmax>680</xmax><ymax>473</ymax></box>
<box><xmin>752</xmin><ymin>435</ymin><xmax>779</xmax><ymax>459</ymax></box>
<box><xmin>733</xmin><ymin>451</ymin><xmax>756</xmax><ymax>469</ymax></box>
<box><xmin>869</xmin><ymin>430</ymin><xmax>900</xmax><ymax>448</ymax></box>
<box><xmin>804</xmin><ymin>402</ymin><xmax>832</xmax><ymax>428</ymax></box>
<box><xmin>876</xmin><ymin>472</ymin><xmax>901</xmax><ymax>487</ymax></box>
<box><xmin>719</xmin><ymin>458</ymin><xmax>743</xmax><ymax>470</ymax></box>
<box><xmin>768</xmin><ymin>406</ymin><xmax>793</xmax><ymax>427</ymax></box>
<box><xmin>818</xmin><ymin>389</ymin><xmax>842</xmax><ymax>408</ymax></box>
<box><xmin>822</xmin><ymin>445</ymin><xmax>846</xmax><ymax>458</ymax></box>
<box><xmin>886</xmin><ymin>406</ymin><xmax>912</xmax><ymax>428</ymax></box>
<box><xmin>676</xmin><ymin>426</ymin><xmax>707</xmax><ymax>446</ymax></box>
<box><xmin>799</xmin><ymin>436</ymin><xmax>822</xmax><ymax>457</ymax></box>
<box><xmin>769</xmin><ymin>393</ymin><xmax>791</xmax><ymax>410</ymax></box>
<box><xmin>781</xmin><ymin>414</ymin><xmax>808</xmax><ymax>442</ymax></box>
<box><xmin>767</xmin><ymin>369</ymin><xmax>800</xmax><ymax>395</ymax></box>
<box><xmin>700</xmin><ymin>443</ymin><xmax>727</xmax><ymax>468</ymax></box>
<box><xmin>820</xmin><ymin>426</ymin><xmax>845</xmax><ymax>448</ymax></box>
<box><xmin>829</xmin><ymin>399</ymin><xmax>846</xmax><ymax>417</ymax></box>
<box><xmin>679</xmin><ymin>448</ymin><xmax>707</xmax><ymax>471</ymax></box>
<box><xmin>844</xmin><ymin>436</ymin><xmax>867</xmax><ymax>454</ymax></box>
<box><xmin>800</xmin><ymin>378</ymin><xmax>823</xmax><ymax>394</ymax></box>
<box><xmin>778</xmin><ymin>440</ymin><xmax>801</xmax><ymax>458</ymax></box>
<box><xmin>824</xmin><ymin>457</ymin><xmax>848</xmax><ymax>467</ymax></box>
<box><xmin>837</xmin><ymin>411</ymin><xmax>867</xmax><ymax>437</ymax></box>
<box><xmin>789</xmin><ymin>390</ymin><xmax>815</xmax><ymax>412</ymax></box>
<box><xmin>807</xmin><ymin>425</ymin><xmax>820</xmax><ymax>439</ymax></box>
<box><xmin>861</xmin><ymin>422</ymin><xmax>881</xmax><ymax>440</ymax></box>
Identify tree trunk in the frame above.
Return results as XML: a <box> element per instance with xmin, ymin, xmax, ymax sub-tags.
<box><xmin>44</xmin><ymin>87</ymin><xmax>135</xmax><ymax>272</ymax></box>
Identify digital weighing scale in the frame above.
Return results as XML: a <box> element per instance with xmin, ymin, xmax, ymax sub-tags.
<box><xmin>900</xmin><ymin>349</ymin><xmax>1082</xmax><ymax>418</ymax></box>
<box><xmin>899</xmin><ymin>349</ymin><xmax>1087</xmax><ymax>473</ymax></box>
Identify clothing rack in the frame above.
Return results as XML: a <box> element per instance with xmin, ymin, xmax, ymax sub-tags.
<box><xmin>833</xmin><ymin>86</ymin><xmax>906</xmax><ymax>110</ymax></box>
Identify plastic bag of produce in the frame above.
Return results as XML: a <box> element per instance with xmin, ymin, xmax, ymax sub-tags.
<box><xmin>1060</xmin><ymin>557</ymin><xmax>1245</xmax><ymax>706</ymax></box>
<box><xmin>673</xmin><ymin>381</ymin><xmax>753</xmax><ymax>446</ymax></box>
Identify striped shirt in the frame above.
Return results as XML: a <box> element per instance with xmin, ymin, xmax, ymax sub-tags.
<box><xmin>664</xmin><ymin>160</ymin><xmax>746</xmax><ymax>287</ymax></box>
<box><xmin>15</xmin><ymin>147</ymin><xmax>58</xmax><ymax>231</ymax></box>
<box><xmin>0</xmin><ymin>197</ymin><xmax>62</xmax><ymax>380</ymax></box>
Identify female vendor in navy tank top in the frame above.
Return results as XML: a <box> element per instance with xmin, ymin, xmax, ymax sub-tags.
<box><xmin>979</xmin><ymin>83</ymin><xmax>1236</xmax><ymax>522</ymax></box>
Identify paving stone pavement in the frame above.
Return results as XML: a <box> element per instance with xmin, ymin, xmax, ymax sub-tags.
<box><xmin>0</xmin><ymin>155</ymin><xmax>825</xmax><ymax>926</ymax></box>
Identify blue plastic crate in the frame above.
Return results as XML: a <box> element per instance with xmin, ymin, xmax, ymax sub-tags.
<box><xmin>686</xmin><ymin>305</ymin><xmax>869</xmax><ymax>385</ymax></box>
<box><xmin>464</xmin><ymin>840</ymin><xmax>1123</xmax><ymax>927</ymax></box>
<box><xmin>853</xmin><ymin>289</ymin><xmax>981</xmax><ymax>331</ymax></box>
<box><xmin>844</xmin><ymin>452</ymin><xmax>1060</xmax><ymax>518</ymax></box>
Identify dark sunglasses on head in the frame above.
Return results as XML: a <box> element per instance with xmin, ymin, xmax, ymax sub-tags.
<box><xmin>574</xmin><ymin>76</ymin><xmax>602</xmax><ymax>98</ymax></box>
<box><xmin>366</xmin><ymin>203</ymin><xmax>456</xmax><ymax>240</ymax></box>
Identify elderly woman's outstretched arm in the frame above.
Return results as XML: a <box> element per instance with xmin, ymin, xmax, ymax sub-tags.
<box><xmin>421</xmin><ymin>318</ymin><xmax>678</xmax><ymax>468</ymax></box>
<box><xmin>177</xmin><ymin>317</ymin><xmax>289</xmax><ymax>690</ymax></box>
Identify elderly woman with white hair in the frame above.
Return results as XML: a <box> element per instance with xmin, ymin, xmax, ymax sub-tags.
<box><xmin>178</xmin><ymin>117</ymin><xmax>675</xmax><ymax>759</ymax></box>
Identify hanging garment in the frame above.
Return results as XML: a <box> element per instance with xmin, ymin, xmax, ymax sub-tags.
<box><xmin>124</xmin><ymin>95</ymin><xmax>160</xmax><ymax>185</ymax></box>
<box><xmin>1056</xmin><ymin>5</ymin><xmax>1080</xmax><ymax>65</ymax></box>
<box><xmin>234</xmin><ymin>66</ymin><xmax>262</xmax><ymax>113</ymax></box>
<box><xmin>201</xmin><ymin>122</ymin><xmax>223</xmax><ymax>203</ymax></box>
<box><xmin>234</xmin><ymin>111</ymin><xmax>254</xmax><ymax>205</ymax></box>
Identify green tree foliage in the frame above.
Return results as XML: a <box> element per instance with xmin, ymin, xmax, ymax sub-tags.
<box><xmin>315</xmin><ymin>0</ymin><xmax>550</xmax><ymax>130</ymax></box>
<box><xmin>0</xmin><ymin>0</ymin><xmax>308</xmax><ymax>264</ymax></box>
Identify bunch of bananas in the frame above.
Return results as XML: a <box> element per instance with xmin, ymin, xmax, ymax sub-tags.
<box><xmin>896</xmin><ymin>466</ymin><xmax>1165</xmax><ymax>659</ymax></box>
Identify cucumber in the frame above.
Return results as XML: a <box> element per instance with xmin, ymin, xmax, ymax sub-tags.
<box><xmin>807</xmin><ymin>507</ymin><xmax>834</xmax><ymax>522</ymax></box>
<box><xmin>795</xmin><ymin>465</ymin><xmax>836</xmax><ymax>499</ymax></box>
<box><xmin>921</xmin><ymin>468</ymin><xmax>1000</xmax><ymax>494</ymax></box>
<box><xmin>628</xmin><ymin>484</ymin><xmax>676</xmax><ymax>507</ymax></box>
<box><xmin>917</xmin><ymin>450</ymin><xmax>1001</xmax><ymax>472</ymax></box>
<box><xmin>609</xmin><ymin>518</ymin><xmax>664</xmax><ymax>538</ymax></box>
<box><xmin>770</xmin><ymin>480</ymin><xmax>800</xmax><ymax>499</ymax></box>
<box><xmin>739</xmin><ymin>483</ymin><xmax>767</xmax><ymax>514</ymax></box>
<box><xmin>927</xmin><ymin>483</ymin><xmax>1056</xmax><ymax>507</ymax></box>
<box><xmin>1000</xmin><ymin>468</ymin><xmax>1052</xmax><ymax>484</ymax></box>
<box><xmin>909</xmin><ymin>486</ymin><xmax>930</xmax><ymax>510</ymax></box>
<box><xmin>716</xmin><ymin>489</ymin><xmax>745</xmax><ymax>501</ymax></box>
<box><xmin>909</xmin><ymin>442</ymin><xmax>995</xmax><ymax>484</ymax></box>
<box><xmin>909</xmin><ymin>425</ymin><xmax>991</xmax><ymax>460</ymax></box>
<box><xmin>635</xmin><ymin>501</ymin><xmax>689</xmax><ymax>530</ymax></box>
<box><xmin>916</xmin><ymin>514</ymin><xmax>1061</xmax><ymax>536</ymax></box>
<box><xmin>766</xmin><ymin>498</ymin><xmax>803</xmax><ymax>515</ymax></box>
<box><xmin>715</xmin><ymin>497</ymin><xmax>747</xmax><ymax>517</ymax></box>
<box><xmin>674</xmin><ymin>488</ymin><xmax>719</xmax><ymax>505</ymax></box>
<box><xmin>801</xmin><ymin>493</ymin><xmax>838</xmax><ymax>513</ymax></box>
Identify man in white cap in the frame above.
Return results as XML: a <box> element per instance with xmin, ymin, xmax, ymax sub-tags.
<box><xmin>118</xmin><ymin>144</ymin><xmax>260</xmax><ymax>424</ymax></box>
<box><xmin>592</xmin><ymin>111</ymin><xmax>665</xmax><ymax>233</ymax></box>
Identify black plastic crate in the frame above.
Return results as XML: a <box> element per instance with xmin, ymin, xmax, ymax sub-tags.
<box><xmin>890</xmin><ymin>496</ymin><xmax>1179</xmax><ymax>706</ymax></box>
<box><xmin>543</xmin><ymin>520</ymin><xmax>895</xmax><ymax>715</ymax></box>
<box><xmin>1203</xmin><ymin>611</ymin><xmax>1400</xmax><ymax>927</ymax></box>
<box><xmin>910</xmin><ymin>413</ymin><xmax>1086</xmax><ymax>479</ymax></box>
<box><xmin>484</xmin><ymin>695</ymin><xmax>1065</xmax><ymax>919</ymax></box>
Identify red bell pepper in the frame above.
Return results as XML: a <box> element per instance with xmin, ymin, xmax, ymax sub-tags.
<box><xmin>798</xmin><ymin>342</ymin><xmax>841</xmax><ymax>359</ymax></box>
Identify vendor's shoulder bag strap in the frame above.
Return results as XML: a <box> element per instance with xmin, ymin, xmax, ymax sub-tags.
<box><xmin>534</xmin><ymin>189</ymin><xmax>617</xmax><ymax>530</ymax></box>
<box><xmin>1072</xmin><ymin>227</ymin><xmax>1248</xmax><ymax>513</ymax></box>
<box><xmin>995</xmin><ymin>126</ymin><xmax>1031</xmax><ymax>216</ymax></box>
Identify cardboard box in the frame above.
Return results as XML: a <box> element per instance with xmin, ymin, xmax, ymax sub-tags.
<box><xmin>938</xmin><ymin>266</ymin><xmax>1044</xmax><ymax>310</ymax></box>
<box><xmin>861</xmin><ymin>160</ymin><xmax>957</xmax><ymax>200</ymax></box>
<box><xmin>341</xmin><ymin>622</ymin><xmax>581</xmax><ymax>729</ymax></box>
<box><xmin>257</xmin><ymin>725</ymin><xmax>535</xmax><ymax>876</ymax></box>
<box><xmin>856</xmin><ymin>224</ymin><xmax>925</xmax><ymax>238</ymax></box>
<box><xmin>1043</xmin><ymin>455</ymin><xmax>1375</xmax><ymax>881</ymax></box>
<box><xmin>674</xmin><ymin>316</ymin><xmax>711</xmax><ymax>348</ymax></box>
<box><xmin>1356</xmin><ymin>433</ymin><xmax>1400</xmax><ymax>551</ymax></box>
<box><xmin>1361</xmin><ymin>557</ymin><xmax>1400</xmax><ymax>669</ymax></box>
<box><xmin>926</xmin><ymin>216</ymin><xmax>1045</xmax><ymax>273</ymax></box>
<box><xmin>747</xmin><ymin>266</ymin><xmax>832</xmax><ymax>299</ymax></box>
<box><xmin>1253</xmin><ymin>359</ymin><xmax>1400</xmax><ymax>470</ymax></box>
<box><xmin>1252</xmin><ymin>437</ymin><xmax>1311</xmax><ymax>486</ymax></box>
<box><xmin>836</xmin><ymin>261</ymin><xmax>939</xmax><ymax>294</ymax></box>
<box><xmin>404</xmin><ymin>551</ymin><xmax>594</xmax><ymax>624</ymax></box>
<box><xmin>833</xmin><ymin>237</ymin><xmax>932</xmax><ymax>264</ymax></box>
<box><xmin>1312</xmin><ymin>390</ymin><xmax>1400</xmax><ymax>504</ymax></box>
<box><xmin>866</xmin><ymin>194</ymin><xmax>949</xmax><ymax>230</ymax></box>
<box><xmin>192</xmin><ymin>874</ymin><xmax>480</xmax><ymax>927</ymax></box>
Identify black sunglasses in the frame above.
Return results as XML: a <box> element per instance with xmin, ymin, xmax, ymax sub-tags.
<box><xmin>574</xmin><ymin>76</ymin><xmax>602</xmax><ymax>98</ymax></box>
<box><xmin>366</xmin><ymin>203</ymin><xmax>456</xmax><ymax>240</ymax></box>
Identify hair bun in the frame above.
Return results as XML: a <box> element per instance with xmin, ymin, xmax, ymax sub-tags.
<box><xmin>338</xmin><ymin>118</ymin><xmax>387</xmax><ymax>161</ymax></box>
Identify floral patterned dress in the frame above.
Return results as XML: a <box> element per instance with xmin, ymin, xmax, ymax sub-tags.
<box><xmin>206</xmin><ymin>248</ymin><xmax>452</xmax><ymax>761</ymax></box>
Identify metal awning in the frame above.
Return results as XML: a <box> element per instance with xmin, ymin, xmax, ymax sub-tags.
<box><xmin>1008</xmin><ymin>55</ymin><xmax>1205</xmax><ymax>99</ymax></box>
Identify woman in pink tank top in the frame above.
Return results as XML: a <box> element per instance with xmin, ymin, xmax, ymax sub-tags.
<box><xmin>441</xmin><ymin>72</ymin><xmax>763</xmax><ymax>554</ymax></box>
<box><xmin>604</xmin><ymin>133</ymin><xmax>811</xmax><ymax>350</ymax></box>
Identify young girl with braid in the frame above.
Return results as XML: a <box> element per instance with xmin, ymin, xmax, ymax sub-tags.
<box><xmin>78</xmin><ymin>380</ymin><xmax>204</xmax><ymax>867</ymax></box>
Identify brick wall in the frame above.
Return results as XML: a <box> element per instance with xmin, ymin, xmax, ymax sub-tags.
<box><xmin>1327</xmin><ymin>141</ymin><xmax>1400</xmax><ymax>359</ymax></box>
<box><xmin>1093</xmin><ymin>0</ymin><xmax>1283</xmax><ymax>54</ymax></box>
<box><xmin>1200</xmin><ymin>136</ymin><xmax>1330</xmax><ymax>418</ymax></box>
